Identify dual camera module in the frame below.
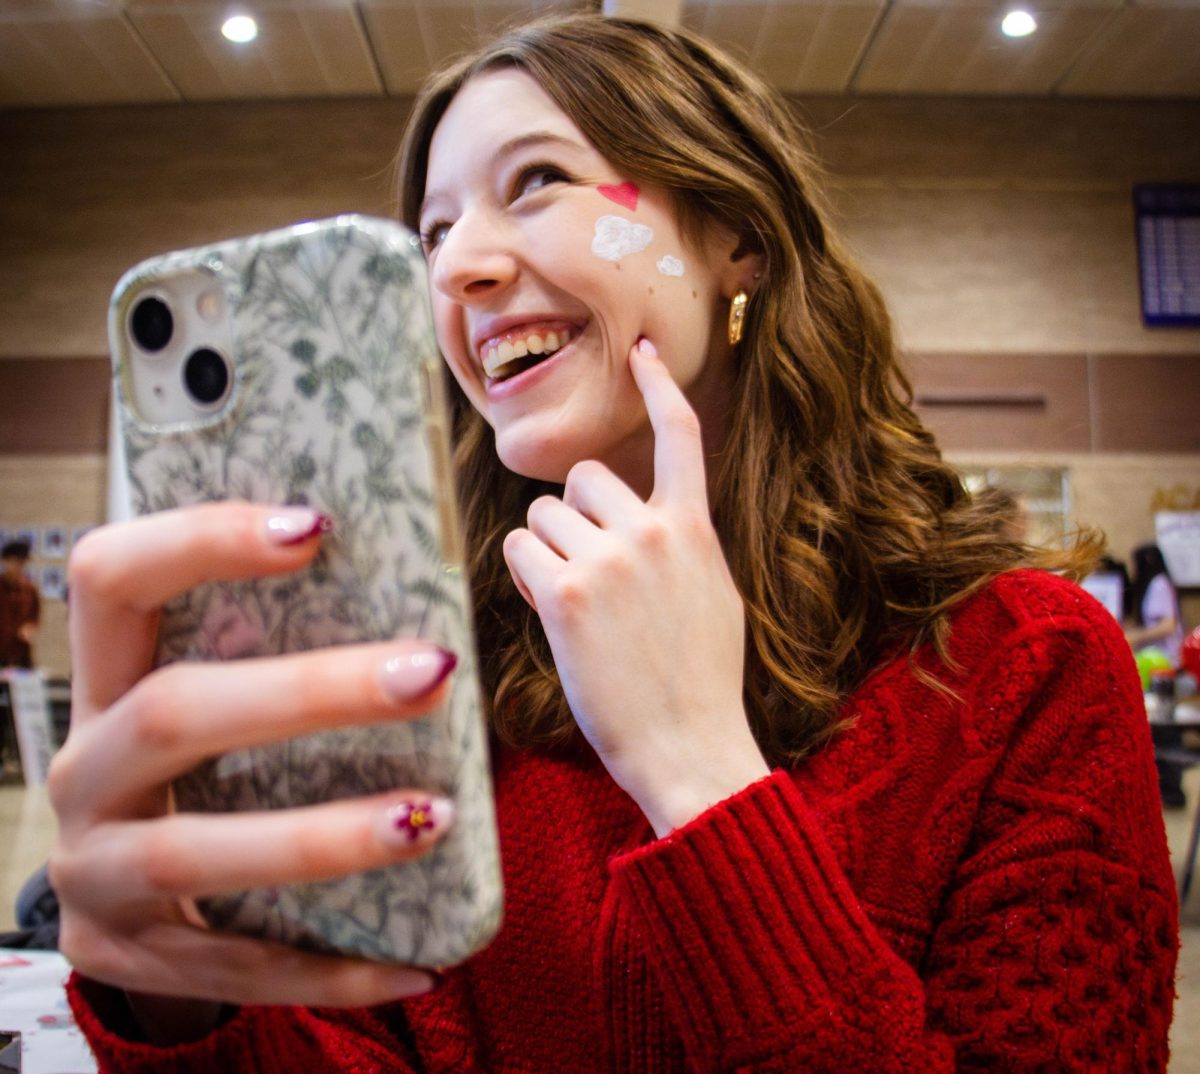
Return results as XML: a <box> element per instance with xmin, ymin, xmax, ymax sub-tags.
<box><xmin>129</xmin><ymin>294</ymin><xmax>231</xmax><ymax>408</ymax></box>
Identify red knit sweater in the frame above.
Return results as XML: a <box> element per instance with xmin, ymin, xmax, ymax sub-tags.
<box><xmin>69</xmin><ymin>570</ymin><xmax>1179</xmax><ymax>1072</ymax></box>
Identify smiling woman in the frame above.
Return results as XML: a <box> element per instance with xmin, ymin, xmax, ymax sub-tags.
<box><xmin>55</xmin><ymin>12</ymin><xmax>1176</xmax><ymax>1074</ymax></box>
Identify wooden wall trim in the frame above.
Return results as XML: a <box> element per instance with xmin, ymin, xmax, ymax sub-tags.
<box><xmin>0</xmin><ymin>352</ymin><xmax>1195</xmax><ymax>457</ymax></box>
<box><xmin>907</xmin><ymin>351</ymin><xmax>1200</xmax><ymax>454</ymax></box>
<box><xmin>0</xmin><ymin>357</ymin><xmax>109</xmax><ymax>454</ymax></box>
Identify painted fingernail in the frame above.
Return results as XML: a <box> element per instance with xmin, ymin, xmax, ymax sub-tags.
<box><xmin>389</xmin><ymin>969</ymin><xmax>442</xmax><ymax>996</ymax></box>
<box><xmin>379</xmin><ymin>647</ymin><xmax>457</xmax><ymax>702</ymax></box>
<box><xmin>265</xmin><ymin>508</ymin><xmax>333</xmax><ymax>546</ymax></box>
<box><xmin>380</xmin><ymin>797</ymin><xmax>454</xmax><ymax>849</ymax></box>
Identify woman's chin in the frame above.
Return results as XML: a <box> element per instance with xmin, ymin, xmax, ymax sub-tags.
<box><xmin>495</xmin><ymin>433</ymin><xmax>572</xmax><ymax>485</ymax></box>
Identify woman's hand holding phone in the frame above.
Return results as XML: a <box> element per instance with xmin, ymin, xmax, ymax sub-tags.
<box><xmin>48</xmin><ymin>503</ymin><xmax>451</xmax><ymax>1024</ymax></box>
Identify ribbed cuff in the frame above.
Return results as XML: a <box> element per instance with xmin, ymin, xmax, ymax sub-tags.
<box><xmin>608</xmin><ymin>771</ymin><xmax>925</xmax><ymax>1061</ymax></box>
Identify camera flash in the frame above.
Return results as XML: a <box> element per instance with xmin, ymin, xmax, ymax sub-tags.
<box><xmin>196</xmin><ymin>288</ymin><xmax>224</xmax><ymax>323</ymax></box>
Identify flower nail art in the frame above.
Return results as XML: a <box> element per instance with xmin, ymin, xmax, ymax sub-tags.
<box><xmin>392</xmin><ymin>800</ymin><xmax>438</xmax><ymax>842</ymax></box>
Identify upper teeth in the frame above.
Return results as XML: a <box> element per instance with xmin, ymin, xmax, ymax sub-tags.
<box><xmin>483</xmin><ymin>327</ymin><xmax>573</xmax><ymax>379</ymax></box>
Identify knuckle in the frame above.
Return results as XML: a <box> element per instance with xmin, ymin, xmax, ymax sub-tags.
<box><xmin>632</xmin><ymin>515</ymin><xmax>671</xmax><ymax>552</ymax></box>
<box><xmin>526</xmin><ymin>495</ymin><xmax>559</xmax><ymax>527</ymax></box>
<box><xmin>46</xmin><ymin>745</ymin><xmax>81</xmax><ymax>813</ymax></box>
<box><xmin>46</xmin><ymin>848</ymin><xmax>77</xmax><ymax>900</ymax></box>
<box><xmin>59</xmin><ymin>923</ymin><xmax>124</xmax><ymax>988</ymax></box>
<box><xmin>596</xmin><ymin>544</ymin><xmax>636</xmax><ymax>580</ymax></box>
<box><xmin>125</xmin><ymin>671</ymin><xmax>188</xmax><ymax>753</ymax></box>
<box><xmin>503</xmin><ymin>527</ymin><xmax>530</xmax><ymax>556</ymax></box>
<box><xmin>56</xmin><ymin>917</ymin><xmax>94</xmax><ymax>971</ymax></box>
<box><xmin>67</xmin><ymin>529</ymin><xmax>118</xmax><ymax>600</ymax></box>
<box><xmin>680</xmin><ymin>511</ymin><xmax>716</xmax><ymax>547</ymax></box>
<box><xmin>565</xmin><ymin>459</ymin><xmax>604</xmax><ymax>492</ymax></box>
<box><xmin>548</xmin><ymin>574</ymin><xmax>589</xmax><ymax>617</ymax></box>
<box><xmin>136</xmin><ymin>829</ymin><xmax>195</xmax><ymax>895</ymax></box>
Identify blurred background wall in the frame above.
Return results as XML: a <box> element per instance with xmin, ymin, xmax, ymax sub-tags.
<box><xmin>2</xmin><ymin>94</ymin><xmax>1199</xmax><ymax>675</ymax></box>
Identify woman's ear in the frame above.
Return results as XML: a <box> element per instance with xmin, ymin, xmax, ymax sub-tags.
<box><xmin>724</xmin><ymin>229</ymin><xmax>766</xmax><ymax>299</ymax></box>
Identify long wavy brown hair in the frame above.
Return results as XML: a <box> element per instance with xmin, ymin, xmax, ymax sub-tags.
<box><xmin>395</xmin><ymin>13</ymin><xmax>1100</xmax><ymax>765</ymax></box>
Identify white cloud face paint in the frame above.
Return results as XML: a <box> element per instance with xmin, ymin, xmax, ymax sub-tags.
<box><xmin>592</xmin><ymin>215</ymin><xmax>653</xmax><ymax>262</ymax></box>
<box><xmin>656</xmin><ymin>255</ymin><xmax>684</xmax><ymax>277</ymax></box>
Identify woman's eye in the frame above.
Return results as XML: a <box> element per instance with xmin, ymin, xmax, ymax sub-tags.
<box><xmin>420</xmin><ymin>221</ymin><xmax>451</xmax><ymax>252</ymax></box>
<box><xmin>514</xmin><ymin>165</ymin><xmax>569</xmax><ymax>199</ymax></box>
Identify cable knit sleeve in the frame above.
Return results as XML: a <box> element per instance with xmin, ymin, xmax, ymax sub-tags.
<box><xmin>607</xmin><ymin>574</ymin><xmax>1179</xmax><ymax>1072</ymax></box>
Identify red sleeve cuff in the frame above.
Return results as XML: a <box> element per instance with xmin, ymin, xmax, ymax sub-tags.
<box><xmin>608</xmin><ymin>770</ymin><xmax>927</xmax><ymax>1056</ymax></box>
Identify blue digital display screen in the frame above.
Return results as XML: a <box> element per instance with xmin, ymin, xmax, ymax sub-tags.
<box><xmin>1134</xmin><ymin>184</ymin><xmax>1200</xmax><ymax>328</ymax></box>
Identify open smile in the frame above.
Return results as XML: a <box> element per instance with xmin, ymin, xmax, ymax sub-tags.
<box><xmin>479</xmin><ymin>320</ymin><xmax>579</xmax><ymax>382</ymax></box>
<box><xmin>475</xmin><ymin>318</ymin><xmax>587</xmax><ymax>398</ymax></box>
<box><xmin>482</xmin><ymin>327</ymin><xmax>583</xmax><ymax>399</ymax></box>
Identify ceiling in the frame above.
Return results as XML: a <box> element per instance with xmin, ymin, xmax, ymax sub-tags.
<box><xmin>1</xmin><ymin>0</ymin><xmax>1198</xmax><ymax>109</ymax></box>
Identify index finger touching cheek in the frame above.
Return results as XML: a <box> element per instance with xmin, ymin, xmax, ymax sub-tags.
<box><xmin>628</xmin><ymin>337</ymin><xmax>709</xmax><ymax>509</ymax></box>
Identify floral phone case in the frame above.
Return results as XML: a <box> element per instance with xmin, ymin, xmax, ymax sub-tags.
<box><xmin>108</xmin><ymin>215</ymin><xmax>501</xmax><ymax>967</ymax></box>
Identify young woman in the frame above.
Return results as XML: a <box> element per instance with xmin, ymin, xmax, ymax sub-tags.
<box><xmin>1126</xmin><ymin>543</ymin><xmax>1185</xmax><ymax>667</ymax></box>
<box><xmin>54</xmin><ymin>15</ymin><xmax>1177</xmax><ymax>1072</ymax></box>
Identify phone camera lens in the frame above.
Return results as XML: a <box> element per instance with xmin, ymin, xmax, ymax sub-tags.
<box><xmin>130</xmin><ymin>296</ymin><xmax>174</xmax><ymax>352</ymax></box>
<box><xmin>183</xmin><ymin>347</ymin><xmax>231</xmax><ymax>407</ymax></box>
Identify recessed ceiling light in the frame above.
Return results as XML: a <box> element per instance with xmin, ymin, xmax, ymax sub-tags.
<box><xmin>221</xmin><ymin>14</ymin><xmax>258</xmax><ymax>43</ymax></box>
<box><xmin>1001</xmin><ymin>9</ymin><xmax>1037</xmax><ymax>37</ymax></box>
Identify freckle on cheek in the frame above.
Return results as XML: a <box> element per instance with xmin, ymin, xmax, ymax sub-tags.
<box><xmin>648</xmin><ymin>286</ymin><xmax>654</xmax><ymax>295</ymax></box>
<box><xmin>692</xmin><ymin>290</ymin><xmax>698</xmax><ymax>299</ymax></box>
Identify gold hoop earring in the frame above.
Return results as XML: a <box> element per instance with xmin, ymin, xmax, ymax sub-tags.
<box><xmin>728</xmin><ymin>290</ymin><xmax>748</xmax><ymax>347</ymax></box>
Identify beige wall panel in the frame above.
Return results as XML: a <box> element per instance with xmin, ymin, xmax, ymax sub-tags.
<box><xmin>831</xmin><ymin>184</ymin><xmax>1200</xmax><ymax>354</ymax></box>
<box><xmin>0</xmin><ymin>454</ymin><xmax>108</xmax><ymax>678</ymax></box>
<box><xmin>0</xmin><ymin>100</ymin><xmax>412</xmax><ymax>359</ymax></box>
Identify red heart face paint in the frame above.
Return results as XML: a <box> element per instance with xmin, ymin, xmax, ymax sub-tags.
<box><xmin>597</xmin><ymin>181</ymin><xmax>639</xmax><ymax>212</ymax></box>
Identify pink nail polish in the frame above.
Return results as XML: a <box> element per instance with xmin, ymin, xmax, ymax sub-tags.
<box><xmin>265</xmin><ymin>508</ymin><xmax>333</xmax><ymax>546</ymax></box>
<box><xmin>379</xmin><ymin>647</ymin><xmax>457</xmax><ymax>702</ymax></box>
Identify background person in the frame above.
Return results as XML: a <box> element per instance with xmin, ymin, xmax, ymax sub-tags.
<box><xmin>0</xmin><ymin>539</ymin><xmax>40</xmax><ymax>669</ymax></box>
<box><xmin>1127</xmin><ymin>542</ymin><xmax>1189</xmax><ymax>808</ymax></box>
<box><xmin>1126</xmin><ymin>542</ymin><xmax>1185</xmax><ymax>667</ymax></box>
<box><xmin>0</xmin><ymin>538</ymin><xmax>41</xmax><ymax>776</ymax></box>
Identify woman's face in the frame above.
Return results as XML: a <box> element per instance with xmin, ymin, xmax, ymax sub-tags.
<box><xmin>419</xmin><ymin>68</ymin><xmax>744</xmax><ymax>490</ymax></box>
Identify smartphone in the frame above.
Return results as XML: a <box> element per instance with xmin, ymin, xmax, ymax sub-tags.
<box><xmin>107</xmin><ymin>215</ymin><xmax>501</xmax><ymax>968</ymax></box>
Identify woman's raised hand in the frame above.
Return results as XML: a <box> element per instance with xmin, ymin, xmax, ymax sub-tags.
<box><xmin>503</xmin><ymin>338</ymin><xmax>770</xmax><ymax>837</ymax></box>
<box><xmin>48</xmin><ymin>503</ymin><xmax>452</xmax><ymax>1020</ymax></box>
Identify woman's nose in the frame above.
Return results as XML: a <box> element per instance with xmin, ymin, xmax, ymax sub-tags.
<box><xmin>430</xmin><ymin>212</ymin><xmax>518</xmax><ymax>304</ymax></box>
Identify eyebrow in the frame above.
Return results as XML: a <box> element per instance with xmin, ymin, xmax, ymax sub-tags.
<box><xmin>420</xmin><ymin>130</ymin><xmax>585</xmax><ymax>219</ymax></box>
